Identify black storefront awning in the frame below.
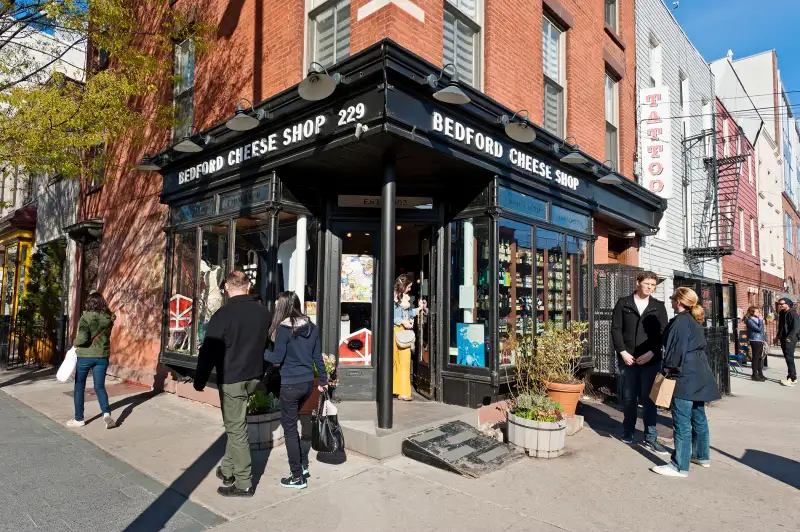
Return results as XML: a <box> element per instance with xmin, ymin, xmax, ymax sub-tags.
<box><xmin>64</xmin><ymin>218</ymin><xmax>104</xmax><ymax>244</ymax></box>
<box><xmin>154</xmin><ymin>39</ymin><xmax>665</xmax><ymax>234</ymax></box>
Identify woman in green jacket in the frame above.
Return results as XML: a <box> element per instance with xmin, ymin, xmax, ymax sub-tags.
<box><xmin>67</xmin><ymin>292</ymin><xmax>117</xmax><ymax>429</ymax></box>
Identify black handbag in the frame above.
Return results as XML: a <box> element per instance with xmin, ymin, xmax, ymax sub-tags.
<box><xmin>311</xmin><ymin>389</ymin><xmax>345</xmax><ymax>454</ymax></box>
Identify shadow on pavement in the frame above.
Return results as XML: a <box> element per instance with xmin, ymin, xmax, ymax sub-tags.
<box><xmin>85</xmin><ymin>389</ymin><xmax>163</xmax><ymax>426</ymax></box>
<box><xmin>577</xmin><ymin>401</ymin><xmax>673</xmax><ymax>439</ymax></box>
<box><xmin>0</xmin><ymin>366</ymin><xmax>57</xmax><ymax>388</ymax></box>
<box><xmin>712</xmin><ymin>446</ymin><xmax>800</xmax><ymax>490</ymax></box>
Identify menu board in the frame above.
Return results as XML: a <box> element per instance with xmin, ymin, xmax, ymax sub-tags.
<box><xmin>340</xmin><ymin>254</ymin><xmax>374</xmax><ymax>303</ymax></box>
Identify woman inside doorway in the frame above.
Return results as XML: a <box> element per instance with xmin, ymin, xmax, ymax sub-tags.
<box><xmin>392</xmin><ymin>274</ymin><xmax>424</xmax><ymax>401</ymax></box>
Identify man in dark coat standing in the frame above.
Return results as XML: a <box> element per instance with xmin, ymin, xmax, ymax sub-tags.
<box><xmin>611</xmin><ymin>271</ymin><xmax>669</xmax><ymax>453</ymax></box>
<box><xmin>775</xmin><ymin>297</ymin><xmax>799</xmax><ymax>386</ymax></box>
<box><xmin>194</xmin><ymin>271</ymin><xmax>272</xmax><ymax>497</ymax></box>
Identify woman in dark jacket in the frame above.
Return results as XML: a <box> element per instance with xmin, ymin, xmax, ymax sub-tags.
<box><xmin>265</xmin><ymin>291</ymin><xmax>327</xmax><ymax>490</ymax></box>
<box><xmin>651</xmin><ymin>287</ymin><xmax>721</xmax><ymax>478</ymax></box>
<box><xmin>744</xmin><ymin>306</ymin><xmax>766</xmax><ymax>381</ymax></box>
<box><xmin>67</xmin><ymin>292</ymin><xmax>116</xmax><ymax>429</ymax></box>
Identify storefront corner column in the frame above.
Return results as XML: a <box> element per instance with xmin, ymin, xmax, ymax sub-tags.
<box><xmin>377</xmin><ymin>153</ymin><xmax>396</xmax><ymax>429</ymax></box>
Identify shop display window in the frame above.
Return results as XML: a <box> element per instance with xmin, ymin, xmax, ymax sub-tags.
<box><xmin>2</xmin><ymin>244</ymin><xmax>18</xmax><ymax>316</ymax></box>
<box><xmin>167</xmin><ymin>231</ymin><xmax>197</xmax><ymax>354</ymax></box>
<box><xmin>537</xmin><ymin>228</ymin><xmax>564</xmax><ymax>328</ymax></box>
<box><xmin>449</xmin><ymin>218</ymin><xmax>490</xmax><ymax>367</ymax></box>
<box><xmin>499</xmin><ymin>219</ymin><xmax>534</xmax><ymax>367</ymax></box>
<box><xmin>277</xmin><ymin>212</ymin><xmax>319</xmax><ymax>319</ymax></box>
<box><xmin>197</xmin><ymin>224</ymin><xmax>230</xmax><ymax>350</ymax></box>
<box><xmin>338</xmin><ymin>230</ymin><xmax>375</xmax><ymax>366</ymax></box>
<box><xmin>566</xmin><ymin>235</ymin><xmax>589</xmax><ymax>323</ymax></box>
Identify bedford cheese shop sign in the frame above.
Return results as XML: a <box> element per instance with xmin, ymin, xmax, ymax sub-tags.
<box><xmin>431</xmin><ymin>111</ymin><xmax>581</xmax><ymax>191</ymax></box>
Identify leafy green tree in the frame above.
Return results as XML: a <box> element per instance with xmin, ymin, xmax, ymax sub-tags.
<box><xmin>0</xmin><ymin>1</ymin><xmax>210</xmax><ymax>179</ymax></box>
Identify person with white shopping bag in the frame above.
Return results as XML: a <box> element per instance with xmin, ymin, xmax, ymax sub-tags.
<box><xmin>265</xmin><ymin>291</ymin><xmax>327</xmax><ymax>490</ymax></box>
<box><xmin>65</xmin><ymin>292</ymin><xmax>117</xmax><ymax>429</ymax></box>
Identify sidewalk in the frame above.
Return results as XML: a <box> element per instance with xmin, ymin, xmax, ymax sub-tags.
<box><xmin>1</xmin><ymin>358</ymin><xmax>798</xmax><ymax>532</ymax></box>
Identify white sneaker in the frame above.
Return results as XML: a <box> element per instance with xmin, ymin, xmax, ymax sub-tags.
<box><xmin>780</xmin><ymin>378</ymin><xmax>797</xmax><ymax>387</ymax></box>
<box><xmin>651</xmin><ymin>464</ymin><xmax>687</xmax><ymax>477</ymax></box>
<box><xmin>691</xmin><ymin>458</ymin><xmax>711</xmax><ymax>468</ymax></box>
<box><xmin>66</xmin><ymin>419</ymin><xmax>85</xmax><ymax>428</ymax></box>
<box><xmin>103</xmin><ymin>414</ymin><xmax>116</xmax><ymax>429</ymax></box>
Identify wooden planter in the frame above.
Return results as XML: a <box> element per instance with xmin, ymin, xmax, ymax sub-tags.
<box><xmin>545</xmin><ymin>381</ymin><xmax>585</xmax><ymax>417</ymax></box>
<box><xmin>507</xmin><ymin>410</ymin><xmax>566</xmax><ymax>459</ymax></box>
<box><xmin>247</xmin><ymin>411</ymin><xmax>283</xmax><ymax>450</ymax></box>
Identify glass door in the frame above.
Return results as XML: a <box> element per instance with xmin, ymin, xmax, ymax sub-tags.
<box><xmin>414</xmin><ymin>227</ymin><xmax>436</xmax><ymax>398</ymax></box>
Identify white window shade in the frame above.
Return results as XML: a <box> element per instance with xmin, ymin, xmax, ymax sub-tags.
<box><xmin>312</xmin><ymin>1</ymin><xmax>350</xmax><ymax>69</ymax></box>
<box><xmin>542</xmin><ymin>17</ymin><xmax>563</xmax><ymax>137</ymax></box>
<box><xmin>542</xmin><ymin>19</ymin><xmax>560</xmax><ymax>81</ymax></box>
<box><xmin>443</xmin><ymin>7</ymin><xmax>478</xmax><ymax>87</ymax></box>
<box><xmin>447</xmin><ymin>0</ymin><xmax>476</xmax><ymax>18</ymax></box>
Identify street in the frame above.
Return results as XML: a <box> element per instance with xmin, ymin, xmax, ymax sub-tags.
<box><xmin>0</xmin><ymin>353</ymin><xmax>797</xmax><ymax>532</ymax></box>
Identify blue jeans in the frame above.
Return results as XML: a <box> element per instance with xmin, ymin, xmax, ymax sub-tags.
<box><xmin>74</xmin><ymin>357</ymin><xmax>110</xmax><ymax>421</ymax></box>
<box><xmin>670</xmin><ymin>397</ymin><xmax>710</xmax><ymax>473</ymax></box>
<box><xmin>620</xmin><ymin>363</ymin><xmax>659</xmax><ymax>442</ymax></box>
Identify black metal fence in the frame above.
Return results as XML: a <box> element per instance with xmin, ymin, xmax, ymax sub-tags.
<box><xmin>704</xmin><ymin>326</ymin><xmax>731</xmax><ymax>396</ymax></box>
<box><xmin>0</xmin><ymin>315</ymin><xmax>67</xmax><ymax>369</ymax></box>
<box><xmin>592</xmin><ymin>264</ymin><xmax>643</xmax><ymax>375</ymax></box>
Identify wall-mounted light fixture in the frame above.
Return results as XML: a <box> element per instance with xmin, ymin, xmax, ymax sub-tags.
<box><xmin>226</xmin><ymin>98</ymin><xmax>270</xmax><ymax>132</ymax></box>
<box><xmin>298</xmin><ymin>62</ymin><xmax>343</xmax><ymax>101</ymax></box>
<box><xmin>174</xmin><ymin>126</ymin><xmax>214</xmax><ymax>153</ymax></box>
<box><xmin>499</xmin><ymin>110</ymin><xmax>536</xmax><ymax>143</ymax></box>
<box><xmin>553</xmin><ymin>136</ymin><xmax>588</xmax><ymax>165</ymax></box>
<box><xmin>592</xmin><ymin>159</ymin><xmax>623</xmax><ymax>185</ymax></box>
<box><xmin>136</xmin><ymin>153</ymin><xmax>168</xmax><ymax>172</ymax></box>
<box><xmin>427</xmin><ymin>63</ymin><xmax>470</xmax><ymax>105</ymax></box>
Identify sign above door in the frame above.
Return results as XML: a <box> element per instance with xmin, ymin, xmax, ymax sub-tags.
<box><xmin>337</xmin><ymin>195</ymin><xmax>433</xmax><ymax>209</ymax></box>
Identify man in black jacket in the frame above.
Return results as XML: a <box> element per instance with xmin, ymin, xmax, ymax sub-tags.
<box><xmin>775</xmin><ymin>298</ymin><xmax>798</xmax><ymax>386</ymax></box>
<box><xmin>195</xmin><ymin>271</ymin><xmax>272</xmax><ymax>497</ymax></box>
<box><xmin>611</xmin><ymin>271</ymin><xmax>669</xmax><ymax>452</ymax></box>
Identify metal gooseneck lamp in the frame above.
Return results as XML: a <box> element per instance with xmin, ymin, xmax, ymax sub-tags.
<box><xmin>298</xmin><ymin>62</ymin><xmax>343</xmax><ymax>102</ymax></box>
<box><xmin>499</xmin><ymin>110</ymin><xmax>536</xmax><ymax>143</ymax></box>
<box><xmin>555</xmin><ymin>136</ymin><xmax>589</xmax><ymax>165</ymax></box>
<box><xmin>225</xmin><ymin>98</ymin><xmax>270</xmax><ymax>132</ymax></box>
<box><xmin>426</xmin><ymin>63</ymin><xmax>471</xmax><ymax>105</ymax></box>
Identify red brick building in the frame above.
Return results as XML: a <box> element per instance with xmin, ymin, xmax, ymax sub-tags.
<box><xmin>69</xmin><ymin>1</ymin><xmax>660</xmax><ymax>408</ymax></box>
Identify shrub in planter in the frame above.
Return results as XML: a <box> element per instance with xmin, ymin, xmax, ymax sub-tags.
<box><xmin>535</xmin><ymin>322</ymin><xmax>589</xmax><ymax>417</ymax></box>
<box><xmin>507</xmin><ymin>394</ymin><xmax>566</xmax><ymax>458</ymax></box>
<box><xmin>247</xmin><ymin>389</ymin><xmax>283</xmax><ymax>450</ymax></box>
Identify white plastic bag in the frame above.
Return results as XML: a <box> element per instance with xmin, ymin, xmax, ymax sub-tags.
<box><xmin>56</xmin><ymin>347</ymin><xmax>78</xmax><ymax>382</ymax></box>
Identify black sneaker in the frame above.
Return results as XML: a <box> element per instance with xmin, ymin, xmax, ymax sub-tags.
<box><xmin>642</xmin><ymin>439</ymin><xmax>671</xmax><ymax>456</ymax></box>
<box><xmin>216</xmin><ymin>466</ymin><xmax>234</xmax><ymax>486</ymax></box>
<box><xmin>217</xmin><ymin>485</ymin><xmax>254</xmax><ymax>497</ymax></box>
<box><xmin>621</xmin><ymin>433</ymin><xmax>634</xmax><ymax>444</ymax></box>
<box><xmin>280</xmin><ymin>475</ymin><xmax>307</xmax><ymax>490</ymax></box>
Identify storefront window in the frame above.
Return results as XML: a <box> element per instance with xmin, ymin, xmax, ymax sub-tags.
<box><xmin>566</xmin><ymin>236</ymin><xmax>589</xmax><ymax>323</ymax></box>
<box><xmin>537</xmin><ymin>228</ymin><xmax>564</xmax><ymax>327</ymax></box>
<box><xmin>234</xmin><ymin>213</ymin><xmax>269</xmax><ymax>302</ymax></box>
<box><xmin>498</xmin><ymin>187</ymin><xmax>547</xmax><ymax>221</ymax></box>
<box><xmin>16</xmin><ymin>245</ymin><xmax>29</xmax><ymax>314</ymax></box>
<box><xmin>167</xmin><ymin>231</ymin><xmax>196</xmax><ymax>354</ymax></box>
<box><xmin>499</xmin><ymin>219</ymin><xmax>533</xmax><ymax>367</ymax></box>
<box><xmin>3</xmin><ymin>244</ymin><xmax>18</xmax><ymax>316</ymax></box>
<box><xmin>338</xmin><ymin>230</ymin><xmax>375</xmax><ymax>366</ymax></box>
<box><xmin>277</xmin><ymin>212</ymin><xmax>319</xmax><ymax>319</ymax></box>
<box><xmin>197</xmin><ymin>224</ymin><xmax>230</xmax><ymax>350</ymax></box>
<box><xmin>449</xmin><ymin>218</ymin><xmax>490</xmax><ymax>367</ymax></box>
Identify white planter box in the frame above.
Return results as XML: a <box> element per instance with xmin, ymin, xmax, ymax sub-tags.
<box><xmin>247</xmin><ymin>411</ymin><xmax>283</xmax><ymax>450</ymax></box>
<box><xmin>506</xmin><ymin>410</ymin><xmax>566</xmax><ymax>459</ymax></box>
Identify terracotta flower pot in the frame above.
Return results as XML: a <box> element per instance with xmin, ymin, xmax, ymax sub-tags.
<box><xmin>545</xmin><ymin>381</ymin><xmax>585</xmax><ymax>417</ymax></box>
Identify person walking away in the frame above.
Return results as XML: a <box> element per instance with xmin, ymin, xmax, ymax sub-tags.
<box><xmin>611</xmin><ymin>271</ymin><xmax>669</xmax><ymax>453</ymax></box>
<box><xmin>774</xmin><ymin>298</ymin><xmax>799</xmax><ymax>386</ymax></box>
<box><xmin>67</xmin><ymin>292</ymin><xmax>116</xmax><ymax>429</ymax></box>
<box><xmin>651</xmin><ymin>287</ymin><xmax>721</xmax><ymax>477</ymax></box>
<box><xmin>265</xmin><ymin>291</ymin><xmax>327</xmax><ymax>490</ymax></box>
<box><xmin>744</xmin><ymin>307</ymin><xmax>766</xmax><ymax>381</ymax></box>
<box><xmin>392</xmin><ymin>274</ymin><xmax>425</xmax><ymax>401</ymax></box>
<box><xmin>194</xmin><ymin>271</ymin><xmax>272</xmax><ymax>497</ymax></box>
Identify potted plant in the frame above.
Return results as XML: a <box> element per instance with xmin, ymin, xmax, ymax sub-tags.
<box><xmin>535</xmin><ymin>321</ymin><xmax>589</xmax><ymax>417</ymax></box>
<box><xmin>506</xmin><ymin>393</ymin><xmax>566</xmax><ymax>458</ymax></box>
<box><xmin>246</xmin><ymin>389</ymin><xmax>283</xmax><ymax>450</ymax></box>
<box><xmin>299</xmin><ymin>353</ymin><xmax>338</xmax><ymax>415</ymax></box>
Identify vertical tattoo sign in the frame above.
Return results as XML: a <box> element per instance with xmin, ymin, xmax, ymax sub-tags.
<box><xmin>641</xmin><ymin>87</ymin><xmax>673</xmax><ymax>199</ymax></box>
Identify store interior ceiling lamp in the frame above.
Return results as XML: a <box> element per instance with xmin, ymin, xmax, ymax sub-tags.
<box><xmin>298</xmin><ymin>62</ymin><xmax>343</xmax><ymax>101</ymax></box>
<box><xmin>501</xmin><ymin>111</ymin><xmax>536</xmax><ymax>143</ymax></box>
<box><xmin>427</xmin><ymin>63</ymin><xmax>471</xmax><ymax>105</ymax></box>
<box><xmin>226</xmin><ymin>99</ymin><xmax>269</xmax><ymax>132</ymax></box>
<box><xmin>136</xmin><ymin>154</ymin><xmax>161</xmax><ymax>172</ymax></box>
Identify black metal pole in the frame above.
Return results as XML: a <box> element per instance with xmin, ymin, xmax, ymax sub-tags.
<box><xmin>377</xmin><ymin>153</ymin><xmax>396</xmax><ymax>429</ymax></box>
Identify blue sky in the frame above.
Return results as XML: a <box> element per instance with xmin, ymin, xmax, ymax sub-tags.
<box><xmin>671</xmin><ymin>0</ymin><xmax>800</xmax><ymax>97</ymax></box>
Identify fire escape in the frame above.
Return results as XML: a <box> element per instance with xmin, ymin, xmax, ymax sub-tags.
<box><xmin>683</xmin><ymin>125</ymin><xmax>745</xmax><ymax>262</ymax></box>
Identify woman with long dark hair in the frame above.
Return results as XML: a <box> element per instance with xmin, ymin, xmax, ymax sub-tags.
<box><xmin>67</xmin><ymin>292</ymin><xmax>116</xmax><ymax>429</ymax></box>
<box><xmin>744</xmin><ymin>306</ymin><xmax>766</xmax><ymax>381</ymax></box>
<box><xmin>265</xmin><ymin>291</ymin><xmax>326</xmax><ymax>490</ymax></box>
<box><xmin>392</xmin><ymin>274</ymin><xmax>425</xmax><ymax>401</ymax></box>
<box><xmin>651</xmin><ymin>287</ymin><xmax>720</xmax><ymax>477</ymax></box>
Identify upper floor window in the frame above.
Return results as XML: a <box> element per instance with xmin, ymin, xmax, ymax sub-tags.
<box><xmin>443</xmin><ymin>0</ymin><xmax>481</xmax><ymax>87</ymax></box>
<box><xmin>309</xmin><ymin>0</ymin><xmax>350</xmax><ymax>69</ymax></box>
<box><xmin>22</xmin><ymin>175</ymin><xmax>34</xmax><ymax>205</ymax></box>
<box><xmin>542</xmin><ymin>16</ymin><xmax>565</xmax><ymax>137</ymax></box>
<box><xmin>605</xmin><ymin>73</ymin><xmax>619</xmax><ymax>169</ymax></box>
<box><xmin>723</xmin><ymin>118</ymin><xmax>730</xmax><ymax>157</ymax></box>
<box><xmin>786</xmin><ymin>214</ymin><xmax>793</xmax><ymax>253</ymax></box>
<box><xmin>605</xmin><ymin>0</ymin><xmax>618</xmax><ymax>33</ymax></box>
<box><xmin>648</xmin><ymin>39</ymin><xmax>662</xmax><ymax>87</ymax></box>
<box><xmin>173</xmin><ymin>39</ymin><xmax>195</xmax><ymax>142</ymax></box>
<box><xmin>749</xmin><ymin>154</ymin><xmax>754</xmax><ymax>185</ymax></box>
<box><xmin>739</xmin><ymin>209</ymin><xmax>745</xmax><ymax>252</ymax></box>
<box><xmin>679</xmin><ymin>74</ymin><xmax>690</xmax><ymax>139</ymax></box>
<box><xmin>702</xmin><ymin>100</ymin><xmax>713</xmax><ymax>157</ymax></box>
<box><xmin>750</xmin><ymin>217</ymin><xmax>756</xmax><ymax>256</ymax></box>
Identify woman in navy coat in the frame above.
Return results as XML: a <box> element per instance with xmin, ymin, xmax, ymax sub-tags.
<box><xmin>651</xmin><ymin>287</ymin><xmax>721</xmax><ymax>478</ymax></box>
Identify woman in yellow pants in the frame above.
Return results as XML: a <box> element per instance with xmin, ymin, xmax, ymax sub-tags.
<box><xmin>392</xmin><ymin>275</ymin><xmax>424</xmax><ymax>400</ymax></box>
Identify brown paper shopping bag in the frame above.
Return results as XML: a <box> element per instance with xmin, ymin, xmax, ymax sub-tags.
<box><xmin>649</xmin><ymin>373</ymin><xmax>676</xmax><ymax>408</ymax></box>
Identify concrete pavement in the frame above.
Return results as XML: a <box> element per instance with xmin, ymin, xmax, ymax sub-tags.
<box><xmin>0</xmin><ymin>354</ymin><xmax>797</xmax><ymax>532</ymax></box>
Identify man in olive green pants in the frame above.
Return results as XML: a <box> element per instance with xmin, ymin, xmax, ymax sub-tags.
<box><xmin>194</xmin><ymin>271</ymin><xmax>272</xmax><ymax>497</ymax></box>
